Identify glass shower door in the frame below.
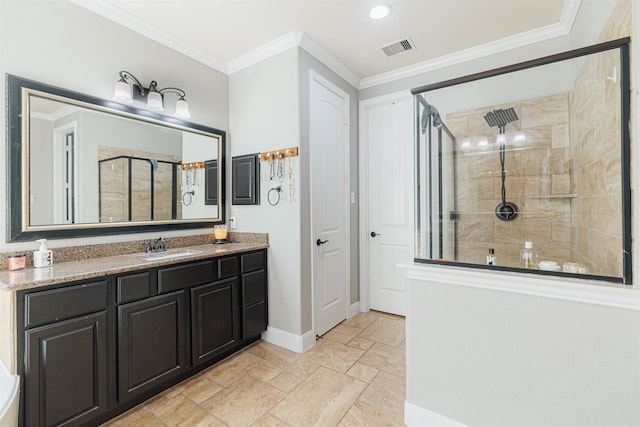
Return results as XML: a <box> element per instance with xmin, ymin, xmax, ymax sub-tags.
<box><xmin>415</xmin><ymin>95</ymin><xmax>456</xmax><ymax>261</ymax></box>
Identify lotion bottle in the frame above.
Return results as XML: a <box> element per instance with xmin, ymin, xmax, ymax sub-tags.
<box><xmin>33</xmin><ymin>239</ymin><xmax>53</xmax><ymax>268</ymax></box>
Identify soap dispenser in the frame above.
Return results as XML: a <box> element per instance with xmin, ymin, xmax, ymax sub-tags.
<box><xmin>33</xmin><ymin>239</ymin><xmax>53</xmax><ymax>268</ymax></box>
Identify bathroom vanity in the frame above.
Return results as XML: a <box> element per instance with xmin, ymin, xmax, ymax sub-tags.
<box><xmin>0</xmin><ymin>243</ymin><xmax>268</xmax><ymax>427</ymax></box>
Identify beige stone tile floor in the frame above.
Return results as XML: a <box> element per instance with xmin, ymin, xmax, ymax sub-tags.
<box><xmin>103</xmin><ymin>311</ymin><xmax>406</xmax><ymax>427</ymax></box>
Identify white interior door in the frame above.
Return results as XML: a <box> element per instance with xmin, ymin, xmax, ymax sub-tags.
<box><xmin>310</xmin><ymin>72</ymin><xmax>349</xmax><ymax>337</ymax></box>
<box><xmin>53</xmin><ymin>122</ymin><xmax>78</xmax><ymax>224</ymax></box>
<box><xmin>362</xmin><ymin>94</ymin><xmax>413</xmax><ymax>316</ymax></box>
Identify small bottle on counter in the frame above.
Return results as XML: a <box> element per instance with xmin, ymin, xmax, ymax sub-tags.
<box><xmin>520</xmin><ymin>241</ymin><xmax>538</xmax><ymax>269</ymax></box>
<box><xmin>486</xmin><ymin>248</ymin><xmax>496</xmax><ymax>266</ymax></box>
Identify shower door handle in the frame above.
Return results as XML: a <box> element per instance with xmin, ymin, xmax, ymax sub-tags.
<box><xmin>370</xmin><ymin>232</ymin><xmax>381</xmax><ymax>238</ymax></box>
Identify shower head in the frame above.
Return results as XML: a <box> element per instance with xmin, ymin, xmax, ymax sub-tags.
<box><xmin>421</xmin><ymin>102</ymin><xmax>443</xmax><ymax>133</ymax></box>
<box><xmin>483</xmin><ymin>108</ymin><xmax>518</xmax><ymax>130</ymax></box>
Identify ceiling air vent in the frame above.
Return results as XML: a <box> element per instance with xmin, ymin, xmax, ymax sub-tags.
<box><xmin>381</xmin><ymin>37</ymin><xmax>416</xmax><ymax>57</ymax></box>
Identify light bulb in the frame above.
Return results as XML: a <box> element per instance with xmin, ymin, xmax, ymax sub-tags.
<box><xmin>369</xmin><ymin>5</ymin><xmax>391</xmax><ymax>19</ymax></box>
<box><xmin>147</xmin><ymin>91</ymin><xmax>164</xmax><ymax>111</ymax></box>
<box><xmin>175</xmin><ymin>97</ymin><xmax>191</xmax><ymax>118</ymax></box>
<box><xmin>113</xmin><ymin>79</ymin><xmax>132</xmax><ymax>103</ymax></box>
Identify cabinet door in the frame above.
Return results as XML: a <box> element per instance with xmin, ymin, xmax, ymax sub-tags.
<box><xmin>25</xmin><ymin>311</ymin><xmax>108</xmax><ymax>427</ymax></box>
<box><xmin>118</xmin><ymin>291</ymin><xmax>187</xmax><ymax>403</ymax></box>
<box><xmin>243</xmin><ymin>301</ymin><xmax>267</xmax><ymax>340</ymax></box>
<box><xmin>191</xmin><ymin>278</ymin><xmax>239</xmax><ymax>367</ymax></box>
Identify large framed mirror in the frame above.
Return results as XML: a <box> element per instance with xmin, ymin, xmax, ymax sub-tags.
<box><xmin>412</xmin><ymin>38</ymin><xmax>631</xmax><ymax>284</ymax></box>
<box><xmin>7</xmin><ymin>74</ymin><xmax>226</xmax><ymax>242</ymax></box>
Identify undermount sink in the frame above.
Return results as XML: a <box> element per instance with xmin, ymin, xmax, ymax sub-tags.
<box><xmin>137</xmin><ymin>248</ymin><xmax>202</xmax><ymax>261</ymax></box>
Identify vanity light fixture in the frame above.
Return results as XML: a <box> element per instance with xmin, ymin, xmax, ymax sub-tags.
<box><xmin>113</xmin><ymin>70</ymin><xmax>191</xmax><ymax>118</ymax></box>
<box><xmin>369</xmin><ymin>4</ymin><xmax>391</xmax><ymax>20</ymax></box>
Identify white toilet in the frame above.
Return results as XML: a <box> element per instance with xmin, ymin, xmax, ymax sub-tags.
<box><xmin>0</xmin><ymin>362</ymin><xmax>19</xmax><ymax>427</ymax></box>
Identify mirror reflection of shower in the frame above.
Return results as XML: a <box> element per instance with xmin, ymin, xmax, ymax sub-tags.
<box><xmin>483</xmin><ymin>108</ymin><xmax>519</xmax><ymax>221</ymax></box>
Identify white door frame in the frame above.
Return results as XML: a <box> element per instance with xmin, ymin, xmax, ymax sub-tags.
<box><xmin>358</xmin><ymin>90</ymin><xmax>413</xmax><ymax>313</ymax></box>
<box><xmin>309</xmin><ymin>69</ymin><xmax>351</xmax><ymax>336</ymax></box>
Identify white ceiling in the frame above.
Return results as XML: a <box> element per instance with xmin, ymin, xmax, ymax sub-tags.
<box><xmin>74</xmin><ymin>0</ymin><xmax>575</xmax><ymax>88</ymax></box>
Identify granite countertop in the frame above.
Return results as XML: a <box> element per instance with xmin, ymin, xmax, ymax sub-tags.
<box><xmin>0</xmin><ymin>242</ymin><xmax>268</xmax><ymax>292</ymax></box>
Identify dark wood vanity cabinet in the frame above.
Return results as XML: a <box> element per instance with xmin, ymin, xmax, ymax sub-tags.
<box><xmin>17</xmin><ymin>249</ymin><xmax>267</xmax><ymax>427</ymax></box>
<box><xmin>22</xmin><ymin>280</ymin><xmax>110</xmax><ymax>427</ymax></box>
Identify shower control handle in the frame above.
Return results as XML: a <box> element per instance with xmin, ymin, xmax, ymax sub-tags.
<box><xmin>370</xmin><ymin>232</ymin><xmax>381</xmax><ymax>238</ymax></box>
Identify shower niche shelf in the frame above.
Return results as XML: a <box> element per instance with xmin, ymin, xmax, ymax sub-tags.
<box><xmin>526</xmin><ymin>194</ymin><xmax>577</xmax><ymax>200</ymax></box>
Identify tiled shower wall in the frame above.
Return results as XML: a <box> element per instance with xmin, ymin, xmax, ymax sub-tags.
<box><xmin>444</xmin><ymin>0</ymin><xmax>629</xmax><ymax>275</ymax></box>
<box><xmin>569</xmin><ymin>0</ymin><xmax>630</xmax><ymax>277</ymax></box>
<box><xmin>446</xmin><ymin>95</ymin><xmax>573</xmax><ymax>268</ymax></box>
<box><xmin>98</xmin><ymin>146</ymin><xmax>182</xmax><ymax>222</ymax></box>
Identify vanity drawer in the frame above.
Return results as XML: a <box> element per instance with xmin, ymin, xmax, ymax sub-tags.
<box><xmin>242</xmin><ymin>270</ymin><xmax>266</xmax><ymax>306</ymax></box>
<box><xmin>25</xmin><ymin>280</ymin><xmax>108</xmax><ymax>328</ymax></box>
<box><xmin>158</xmin><ymin>260</ymin><xmax>214</xmax><ymax>294</ymax></box>
<box><xmin>117</xmin><ymin>271</ymin><xmax>152</xmax><ymax>303</ymax></box>
<box><xmin>217</xmin><ymin>256</ymin><xmax>239</xmax><ymax>280</ymax></box>
<box><xmin>241</xmin><ymin>250</ymin><xmax>265</xmax><ymax>273</ymax></box>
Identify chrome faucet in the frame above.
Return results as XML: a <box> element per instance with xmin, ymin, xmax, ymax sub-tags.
<box><xmin>153</xmin><ymin>237</ymin><xmax>170</xmax><ymax>252</ymax></box>
<box><xmin>141</xmin><ymin>237</ymin><xmax>171</xmax><ymax>253</ymax></box>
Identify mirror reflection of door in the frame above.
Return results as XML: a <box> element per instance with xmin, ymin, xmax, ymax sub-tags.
<box><xmin>53</xmin><ymin>122</ymin><xmax>77</xmax><ymax>224</ymax></box>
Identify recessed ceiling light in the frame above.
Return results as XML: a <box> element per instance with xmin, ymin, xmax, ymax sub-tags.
<box><xmin>369</xmin><ymin>5</ymin><xmax>391</xmax><ymax>20</ymax></box>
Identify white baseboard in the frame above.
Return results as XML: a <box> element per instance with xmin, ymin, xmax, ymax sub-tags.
<box><xmin>261</xmin><ymin>326</ymin><xmax>316</xmax><ymax>353</ymax></box>
<box><xmin>348</xmin><ymin>301</ymin><xmax>360</xmax><ymax>318</ymax></box>
<box><xmin>405</xmin><ymin>401</ymin><xmax>469</xmax><ymax>427</ymax></box>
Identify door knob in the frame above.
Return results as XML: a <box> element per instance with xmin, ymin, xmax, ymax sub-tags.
<box><xmin>316</xmin><ymin>239</ymin><xmax>328</xmax><ymax>246</ymax></box>
<box><xmin>370</xmin><ymin>231</ymin><xmax>381</xmax><ymax>237</ymax></box>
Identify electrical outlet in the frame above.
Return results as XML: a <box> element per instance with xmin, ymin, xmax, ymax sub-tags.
<box><xmin>230</xmin><ymin>217</ymin><xmax>237</xmax><ymax>229</ymax></box>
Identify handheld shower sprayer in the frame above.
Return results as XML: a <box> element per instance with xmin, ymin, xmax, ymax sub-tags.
<box><xmin>421</xmin><ymin>102</ymin><xmax>443</xmax><ymax>133</ymax></box>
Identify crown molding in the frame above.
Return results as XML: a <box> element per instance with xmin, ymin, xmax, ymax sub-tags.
<box><xmin>30</xmin><ymin>105</ymin><xmax>81</xmax><ymax>122</ymax></box>
<box><xmin>359</xmin><ymin>0</ymin><xmax>583</xmax><ymax>89</ymax></box>
<box><xmin>70</xmin><ymin>0</ymin><xmax>582</xmax><ymax>92</ymax></box>
<box><xmin>69</xmin><ymin>0</ymin><xmax>228</xmax><ymax>74</ymax></box>
<box><xmin>227</xmin><ymin>31</ymin><xmax>361</xmax><ymax>88</ymax></box>
<box><xmin>227</xmin><ymin>31</ymin><xmax>302</xmax><ymax>74</ymax></box>
<box><xmin>298</xmin><ymin>34</ymin><xmax>361</xmax><ymax>88</ymax></box>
